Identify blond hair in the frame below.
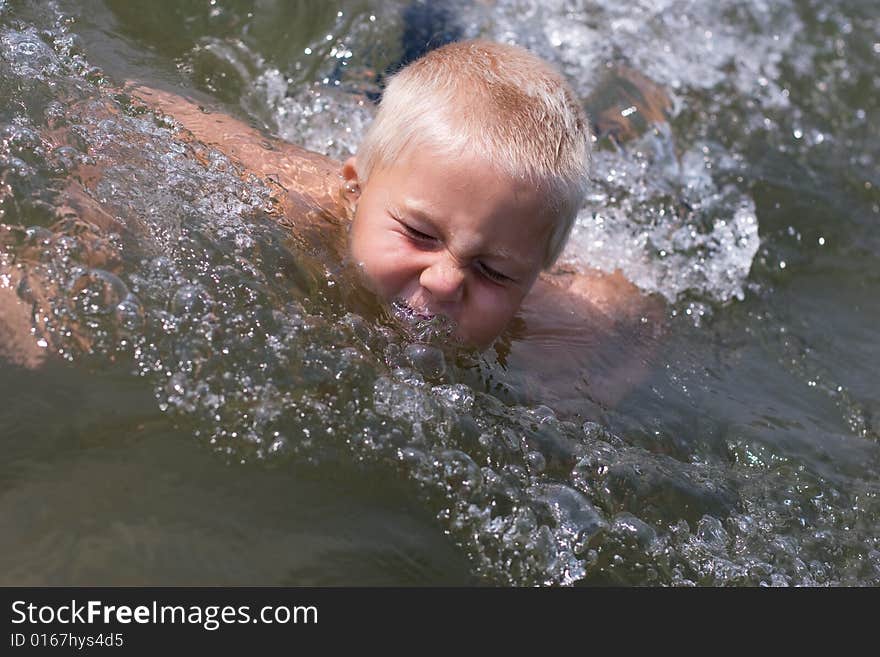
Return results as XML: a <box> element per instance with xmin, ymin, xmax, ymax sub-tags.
<box><xmin>354</xmin><ymin>39</ymin><xmax>591</xmax><ymax>268</ymax></box>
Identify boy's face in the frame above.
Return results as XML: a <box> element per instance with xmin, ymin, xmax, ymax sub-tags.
<box><xmin>343</xmin><ymin>148</ymin><xmax>554</xmax><ymax>349</ymax></box>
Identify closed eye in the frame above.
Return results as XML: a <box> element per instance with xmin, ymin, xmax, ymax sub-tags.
<box><xmin>397</xmin><ymin>220</ymin><xmax>438</xmax><ymax>244</ymax></box>
<box><xmin>476</xmin><ymin>261</ymin><xmax>512</xmax><ymax>284</ymax></box>
<box><xmin>394</xmin><ymin>214</ymin><xmax>513</xmax><ymax>284</ymax></box>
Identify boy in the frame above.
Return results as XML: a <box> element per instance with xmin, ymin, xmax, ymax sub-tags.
<box><xmin>1</xmin><ymin>40</ymin><xmax>663</xmax><ymax>408</ymax></box>
<box><xmin>340</xmin><ymin>39</ymin><xmax>592</xmax><ymax>350</ymax></box>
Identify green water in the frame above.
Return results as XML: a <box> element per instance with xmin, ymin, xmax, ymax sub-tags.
<box><xmin>1</xmin><ymin>0</ymin><xmax>879</xmax><ymax>585</ymax></box>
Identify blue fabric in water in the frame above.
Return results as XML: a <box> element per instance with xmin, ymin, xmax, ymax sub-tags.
<box><xmin>398</xmin><ymin>0</ymin><xmax>462</xmax><ymax>71</ymax></box>
<box><xmin>350</xmin><ymin>0</ymin><xmax>462</xmax><ymax>104</ymax></box>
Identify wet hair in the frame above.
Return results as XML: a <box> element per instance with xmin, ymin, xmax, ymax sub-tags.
<box><xmin>354</xmin><ymin>39</ymin><xmax>592</xmax><ymax>268</ymax></box>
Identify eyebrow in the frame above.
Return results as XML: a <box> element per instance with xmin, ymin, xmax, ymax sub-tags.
<box><xmin>391</xmin><ymin>200</ymin><xmax>522</xmax><ymax>263</ymax></box>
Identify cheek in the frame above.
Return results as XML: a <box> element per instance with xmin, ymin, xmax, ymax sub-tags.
<box><xmin>347</xmin><ymin>208</ymin><xmax>377</xmax><ymax>262</ymax></box>
<box><xmin>349</xmin><ymin>222</ymin><xmax>419</xmax><ymax>297</ymax></box>
<box><xmin>461</xmin><ymin>286</ymin><xmax>523</xmax><ymax>342</ymax></box>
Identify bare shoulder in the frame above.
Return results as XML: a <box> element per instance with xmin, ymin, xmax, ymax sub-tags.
<box><xmin>530</xmin><ymin>266</ymin><xmax>665</xmax><ymax>330</ymax></box>
<box><xmin>508</xmin><ymin>267</ymin><xmax>666</xmax><ymax>410</ymax></box>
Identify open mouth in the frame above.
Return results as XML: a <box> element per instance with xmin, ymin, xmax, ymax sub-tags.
<box><xmin>390</xmin><ymin>299</ymin><xmax>457</xmax><ymax>344</ymax></box>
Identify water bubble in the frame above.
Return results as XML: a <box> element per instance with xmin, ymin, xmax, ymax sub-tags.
<box><xmin>16</xmin><ymin>40</ymin><xmax>39</xmax><ymax>56</ymax></box>
<box><xmin>24</xmin><ymin>226</ymin><xmax>53</xmax><ymax>247</ymax></box>
<box><xmin>526</xmin><ymin>450</ymin><xmax>546</xmax><ymax>474</ymax></box>
<box><xmin>610</xmin><ymin>513</ymin><xmax>658</xmax><ymax>550</ymax></box>
<box><xmin>49</xmin><ymin>145</ymin><xmax>81</xmax><ymax>172</ymax></box>
<box><xmin>438</xmin><ymin>450</ymin><xmax>483</xmax><ymax>494</ymax></box>
<box><xmin>70</xmin><ymin>269</ymin><xmax>129</xmax><ymax>315</ymax></box>
<box><xmin>404</xmin><ymin>343</ymin><xmax>447</xmax><ymax>381</ymax></box>
<box><xmin>114</xmin><ymin>293</ymin><xmax>144</xmax><ymax>333</ymax></box>
<box><xmin>171</xmin><ymin>284</ymin><xmax>213</xmax><ymax>316</ymax></box>
<box><xmin>696</xmin><ymin>515</ymin><xmax>730</xmax><ymax>553</ymax></box>
<box><xmin>533</xmin><ymin>483</ymin><xmax>608</xmax><ymax>540</ymax></box>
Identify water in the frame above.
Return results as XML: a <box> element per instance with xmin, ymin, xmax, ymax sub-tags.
<box><xmin>1</xmin><ymin>0</ymin><xmax>878</xmax><ymax>585</ymax></box>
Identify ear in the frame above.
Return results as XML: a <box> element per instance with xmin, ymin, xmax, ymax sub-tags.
<box><xmin>342</xmin><ymin>156</ymin><xmax>361</xmax><ymax>199</ymax></box>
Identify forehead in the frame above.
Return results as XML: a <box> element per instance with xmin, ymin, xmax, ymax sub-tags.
<box><xmin>384</xmin><ymin>148</ymin><xmax>556</xmax><ymax>262</ymax></box>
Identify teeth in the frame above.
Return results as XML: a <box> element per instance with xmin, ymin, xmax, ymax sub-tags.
<box><xmin>390</xmin><ymin>299</ymin><xmax>457</xmax><ymax>344</ymax></box>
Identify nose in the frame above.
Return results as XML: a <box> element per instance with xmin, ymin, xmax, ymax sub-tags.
<box><xmin>419</xmin><ymin>255</ymin><xmax>466</xmax><ymax>304</ymax></box>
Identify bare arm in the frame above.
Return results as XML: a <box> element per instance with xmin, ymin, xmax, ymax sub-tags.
<box><xmin>1</xmin><ymin>82</ymin><xmax>351</xmax><ymax>370</ymax></box>
<box><xmin>125</xmin><ymin>83</ymin><xmax>347</xmax><ymax>217</ymax></box>
<box><xmin>0</xmin><ymin>183</ymin><xmax>127</xmax><ymax>369</ymax></box>
<box><xmin>0</xmin><ymin>268</ymin><xmax>46</xmax><ymax>369</ymax></box>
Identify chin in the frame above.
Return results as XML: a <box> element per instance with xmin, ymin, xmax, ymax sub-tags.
<box><xmin>456</xmin><ymin>328</ymin><xmax>498</xmax><ymax>352</ymax></box>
